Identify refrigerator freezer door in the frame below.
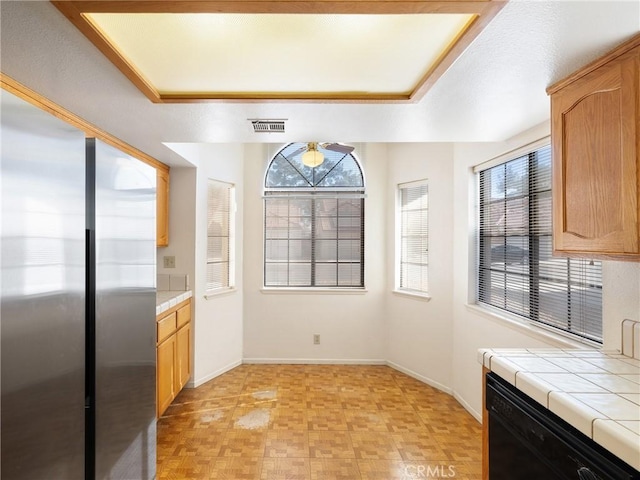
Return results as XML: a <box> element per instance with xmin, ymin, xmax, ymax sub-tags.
<box><xmin>91</xmin><ymin>139</ymin><xmax>157</xmax><ymax>480</ymax></box>
<box><xmin>1</xmin><ymin>90</ymin><xmax>86</xmax><ymax>479</ymax></box>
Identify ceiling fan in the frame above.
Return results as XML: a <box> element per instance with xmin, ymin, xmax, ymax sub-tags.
<box><xmin>289</xmin><ymin>142</ymin><xmax>355</xmax><ymax>168</ymax></box>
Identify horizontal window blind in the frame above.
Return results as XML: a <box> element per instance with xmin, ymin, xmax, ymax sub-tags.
<box><xmin>207</xmin><ymin>179</ymin><xmax>233</xmax><ymax>291</ymax></box>
<box><xmin>264</xmin><ymin>192</ymin><xmax>364</xmax><ymax>287</ymax></box>
<box><xmin>478</xmin><ymin>145</ymin><xmax>603</xmax><ymax>343</ymax></box>
<box><xmin>399</xmin><ymin>180</ymin><xmax>428</xmax><ymax>294</ymax></box>
<box><xmin>264</xmin><ymin>142</ymin><xmax>365</xmax><ymax>289</ymax></box>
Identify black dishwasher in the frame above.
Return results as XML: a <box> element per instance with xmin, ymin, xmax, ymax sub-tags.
<box><xmin>486</xmin><ymin>372</ymin><xmax>640</xmax><ymax>480</ymax></box>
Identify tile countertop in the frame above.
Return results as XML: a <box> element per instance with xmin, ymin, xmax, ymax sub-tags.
<box><xmin>478</xmin><ymin>348</ymin><xmax>640</xmax><ymax>471</ymax></box>
<box><xmin>156</xmin><ymin>290</ymin><xmax>193</xmax><ymax>316</ymax></box>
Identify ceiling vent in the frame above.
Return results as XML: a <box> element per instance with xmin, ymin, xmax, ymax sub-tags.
<box><xmin>249</xmin><ymin>119</ymin><xmax>286</xmax><ymax>133</ymax></box>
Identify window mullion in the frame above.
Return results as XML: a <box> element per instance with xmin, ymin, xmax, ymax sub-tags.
<box><xmin>311</xmin><ymin>197</ymin><xmax>316</xmax><ymax>287</ymax></box>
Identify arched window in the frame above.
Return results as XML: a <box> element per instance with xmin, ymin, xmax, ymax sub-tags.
<box><xmin>264</xmin><ymin>142</ymin><xmax>365</xmax><ymax>288</ymax></box>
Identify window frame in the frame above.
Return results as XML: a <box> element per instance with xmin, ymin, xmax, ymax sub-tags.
<box><xmin>395</xmin><ymin>179</ymin><xmax>430</xmax><ymax>298</ymax></box>
<box><xmin>263</xmin><ymin>143</ymin><xmax>365</xmax><ymax>290</ymax></box>
<box><xmin>205</xmin><ymin>178</ymin><xmax>235</xmax><ymax>296</ymax></box>
<box><xmin>475</xmin><ymin>140</ymin><xmax>603</xmax><ymax>344</ymax></box>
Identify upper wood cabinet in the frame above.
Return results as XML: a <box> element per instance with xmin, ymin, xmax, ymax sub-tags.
<box><xmin>547</xmin><ymin>34</ymin><xmax>640</xmax><ymax>261</ymax></box>
<box><xmin>157</xmin><ymin>167</ymin><xmax>170</xmax><ymax>247</ymax></box>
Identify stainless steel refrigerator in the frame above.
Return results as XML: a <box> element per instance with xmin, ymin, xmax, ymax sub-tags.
<box><xmin>1</xmin><ymin>89</ymin><xmax>157</xmax><ymax>479</ymax></box>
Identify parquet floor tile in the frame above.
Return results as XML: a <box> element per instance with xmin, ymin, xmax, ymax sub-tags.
<box><xmin>309</xmin><ymin>458</ymin><xmax>359</xmax><ymax>480</ymax></box>
<box><xmin>308</xmin><ymin>431</ymin><xmax>356</xmax><ymax>459</ymax></box>
<box><xmin>265</xmin><ymin>430</ymin><xmax>310</xmax><ymax>458</ymax></box>
<box><xmin>306</xmin><ymin>409</ymin><xmax>349</xmax><ymax>431</ymax></box>
<box><xmin>261</xmin><ymin>458</ymin><xmax>310</xmax><ymax>480</ymax></box>
<box><xmin>349</xmin><ymin>432</ymin><xmax>402</xmax><ymax>460</ymax></box>
<box><xmin>157</xmin><ymin>364</ymin><xmax>483</xmax><ymax>479</ymax></box>
<box><xmin>343</xmin><ymin>409</ymin><xmax>388</xmax><ymax>432</ymax></box>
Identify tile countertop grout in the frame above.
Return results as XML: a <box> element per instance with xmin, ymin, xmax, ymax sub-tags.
<box><xmin>478</xmin><ymin>348</ymin><xmax>640</xmax><ymax>472</ymax></box>
<box><xmin>156</xmin><ymin>290</ymin><xmax>193</xmax><ymax>316</ymax></box>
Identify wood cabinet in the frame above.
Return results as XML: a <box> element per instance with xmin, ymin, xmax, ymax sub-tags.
<box><xmin>175</xmin><ymin>321</ymin><xmax>191</xmax><ymax>392</ymax></box>
<box><xmin>482</xmin><ymin>366</ymin><xmax>489</xmax><ymax>480</ymax></box>
<box><xmin>547</xmin><ymin>34</ymin><xmax>640</xmax><ymax>260</ymax></box>
<box><xmin>157</xmin><ymin>333</ymin><xmax>176</xmax><ymax>417</ymax></box>
<box><xmin>157</xmin><ymin>167</ymin><xmax>169</xmax><ymax>247</ymax></box>
<box><xmin>156</xmin><ymin>298</ymin><xmax>191</xmax><ymax>417</ymax></box>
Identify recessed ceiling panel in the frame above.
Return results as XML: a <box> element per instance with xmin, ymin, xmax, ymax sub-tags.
<box><xmin>85</xmin><ymin>13</ymin><xmax>474</xmax><ymax>97</ymax></box>
<box><xmin>52</xmin><ymin>1</ymin><xmax>506</xmax><ymax>103</ymax></box>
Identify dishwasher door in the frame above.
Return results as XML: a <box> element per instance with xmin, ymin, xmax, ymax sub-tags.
<box><xmin>486</xmin><ymin>373</ymin><xmax>639</xmax><ymax>480</ymax></box>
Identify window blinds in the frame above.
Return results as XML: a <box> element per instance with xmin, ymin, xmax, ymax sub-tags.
<box><xmin>399</xmin><ymin>180</ymin><xmax>428</xmax><ymax>294</ymax></box>
<box><xmin>264</xmin><ymin>192</ymin><xmax>364</xmax><ymax>287</ymax></box>
<box><xmin>207</xmin><ymin>179</ymin><xmax>233</xmax><ymax>291</ymax></box>
<box><xmin>478</xmin><ymin>145</ymin><xmax>603</xmax><ymax>343</ymax></box>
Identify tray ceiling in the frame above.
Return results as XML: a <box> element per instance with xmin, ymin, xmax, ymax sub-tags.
<box><xmin>52</xmin><ymin>1</ymin><xmax>505</xmax><ymax>103</ymax></box>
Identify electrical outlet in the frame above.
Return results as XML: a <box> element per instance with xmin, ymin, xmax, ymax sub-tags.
<box><xmin>313</xmin><ymin>334</ymin><xmax>320</xmax><ymax>345</ymax></box>
<box><xmin>163</xmin><ymin>256</ymin><xmax>176</xmax><ymax>268</ymax></box>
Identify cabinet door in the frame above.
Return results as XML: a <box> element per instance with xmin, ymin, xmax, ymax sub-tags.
<box><xmin>175</xmin><ymin>323</ymin><xmax>191</xmax><ymax>392</ymax></box>
<box><xmin>157</xmin><ymin>335</ymin><xmax>176</xmax><ymax>417</ymax></box>
<box><xmin>551</xmin><ymin>49</ymin><xmax>639</xmax><ymax>257</ymax></box>
<box><xmin>156</xmin><ymin>168</ymin><xmax>169</xmax><ymax>247</ymax></box>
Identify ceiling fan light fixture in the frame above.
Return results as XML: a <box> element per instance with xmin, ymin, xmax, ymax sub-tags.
<box><xmin>301</xmin><ymin>142</ymin><xmax>324</xmax><ymax>167</ymax></box>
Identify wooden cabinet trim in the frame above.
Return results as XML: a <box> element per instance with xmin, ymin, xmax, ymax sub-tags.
<box><xmin>157</xmin><ymin>335</ymin><xmax>177</xmax><ymax>417</ymax></box>
<box><xmin>176</xmin><ymin>303</ymin><xmax>191</xmax><ymax>329</ymax></box>
<box><xmin>547</xmin><ymin>32</ymin><xmax>640</xmax><ymax>94</ymax></box>
<box><xmin>156</xmin><ymin>298</ymin><xmax>192</xmax><ymax>417</ymax></box>
<box><xmin>157</xmin><ymin>312</ymin><xmax>177</xmax><ymax>344</ymax></box>
<box><xmin>482</xmin><ymin>366</ymin><xmax>489</xmax><ymax>480</ymax></box>
<box><xmin>175</xmin><ymin>323</ymin><xmax>191</xmax><ymax>392</ymax></box>
<box><xmin>156</xmin><ymin>297</ymin><xmax>192</xmax><ymax>321</ymax></box>
<box><xmin>0</xmin><ymin>74</ymin><xmax>169</xmax><ymax>173</ymax></box>
<box><xmin>157</xmin><ymin>168</ymin><xmax>169</xmax><ymax>247</ymax></box>
<box><xmin>550</xmin><ymin>39</ymin><xmax>640</xmax><ymax>261</ymax></box>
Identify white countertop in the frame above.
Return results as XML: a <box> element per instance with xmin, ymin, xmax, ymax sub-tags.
<box><xmin>156</xmin><ymin>290</ymin><xmax>192</xmax><ymax>316</ymax></box>
<box><xmin>478</xmin><ymin>348</ymin><xmax>640</xmax><ymax>471</ymax></box>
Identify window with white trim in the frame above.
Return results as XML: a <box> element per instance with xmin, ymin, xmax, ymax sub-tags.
<box><xmin>264</xmin><ymin>142</ymin><xmax>365</xmax><ymax>288</ymax></box>
<box><xmin>397</xmin><ymin>180</ymin><xmax>429</xmax><ymax>295</ymax></box>
<box><xmin>206</xmin><ymin>179</ymin><xmax>235</xmax><ymax>292</ymax></box>
<box><xmin>477</xmin><ymin>143</ymin><xmax>603</xmax><ymax>343</ymax></box>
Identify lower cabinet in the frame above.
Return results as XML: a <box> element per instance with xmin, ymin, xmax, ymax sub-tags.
<box><xmin>175</xmin><ymin>322</ymin><xmax>191</xmax><ymax>393</ymax></box>
<box><xmin>156</xmin><ymin>298</ymin><xmax>191</xmax><ymax>417</ymax></box>
<box><xmin>157</xmin><ymin>334</ymin><xmax>176</xmax><ymax>417</ymax></box>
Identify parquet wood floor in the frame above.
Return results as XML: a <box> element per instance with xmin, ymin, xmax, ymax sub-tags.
<box><xmin>157</xmin><ymin>365</ymin><xmax>482</xmax><ymax>479</ymax></box>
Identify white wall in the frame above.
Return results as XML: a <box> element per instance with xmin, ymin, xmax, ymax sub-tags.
<box><xmin>192</xmin><ymin>144</ymin><xmax>245</xmax><ymax>385</ymax></box>
<box><xmin>384</xmin><ymin>143</ymin><xmax>455</xmax><ymax>392</ymax></box>
<box><xmin>163</xmin><ymin>134</ymin><xmax>640</xmax><ymax>421</ymax></box>
<box><xmin>450</xmin><ymin>122</ymin><xmax>640</xmax><ymax>419</ymax></box>
<box><xmin>242</xmin><ymin>143</ymin><xmax>387</xmax><ymax>363</ymax></box>
<box><xmin>158</xmin><ymin>144</ymin><xmax>245</xmax><ymax>387</ymax></box>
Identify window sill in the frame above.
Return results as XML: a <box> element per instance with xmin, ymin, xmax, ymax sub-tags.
<box><xmin>261</xmin><ymin>287</ymin><xmax>367</xmax><ymax>295</ymax></box>
<box><xmin>392</xmin><ymin>290</ymin><xmax>431</xmax><ymax>302</ymax></box>
<box><xmin>204</xmin><ymin>287</ymin><xmax>237</xmax><ymax>299</ymax></box>
<box><xmin>465</xmin><ymin>303</ymin><xmax>601</xmax><ymax>350</ymax></box>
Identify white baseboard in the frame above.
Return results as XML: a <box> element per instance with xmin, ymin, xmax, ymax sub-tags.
<box><xmin>453</xmin><ymin>390</ymin><xmax>482</xmax><ymax>423</ymax></box>
<box><xmin>187</xmin><ymin>357</ymin><xmax>483</xmax><ymax>424</ymax></box>
<box><xmin>386</xmin><ymin>361</ymin><xmax>482</xmax><ymax>423</ymax></box>
<box><xmin>188</xmin><ymin>359</ymin><xmax>243</xmax><ymax>388</ymax></box>
<box><xmin>385</xmin><ymin>360</ymin><xmax>453</xmax><ymax>395</ymax></box>
<box><xmin>242</xmin><ymin>357</ymin><xmax>386</xmax><ymax>365</ymax></box>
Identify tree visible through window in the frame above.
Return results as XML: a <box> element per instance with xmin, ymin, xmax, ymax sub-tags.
<box><xmin>264</xmin><ymin>143</ymin><xmax>365</xmax><ymax>288</ymax></box>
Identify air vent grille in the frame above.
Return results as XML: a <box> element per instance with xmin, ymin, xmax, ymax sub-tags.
<box><xmin>249</xmin><ymin>119</ymin><xmax>286</xmax><ymax>133</ymax></box>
